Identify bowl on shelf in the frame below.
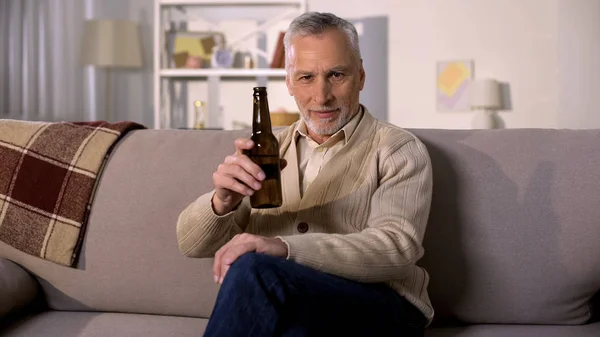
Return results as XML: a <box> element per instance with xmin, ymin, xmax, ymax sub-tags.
<box><xmin>271</xmin><ymin>112</ymin><xmax>300</xmax><ymax>126</ymax></box>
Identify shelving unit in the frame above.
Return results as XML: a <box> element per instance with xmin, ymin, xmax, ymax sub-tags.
<box><xmin>153</xmin><ymin>0</ymin><xmax>307</xmax><ymax>129</ymax></box>
<box><xmin>160</xmin><ymin>68</ymin><xmax>287</xmax><ymax>78</ymax></box>
<box><xmin>160</xmin><ymin>0</ymin><xmax>303</xmax><ymax>5</ymax></box>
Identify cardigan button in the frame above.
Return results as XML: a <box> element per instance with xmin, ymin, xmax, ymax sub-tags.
<box><xmin>297</xmin><ymin>222</ymin><xmax>309</xmax><ymax>233</ymax></box>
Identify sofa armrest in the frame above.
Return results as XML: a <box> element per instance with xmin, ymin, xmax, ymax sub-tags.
<box><xmin>0</xmin><ymin>259</ymin><xmax>39</xmax><ymax>318</ymax></box>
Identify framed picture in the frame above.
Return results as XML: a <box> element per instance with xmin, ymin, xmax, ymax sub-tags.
<box><xmin>166</xmin><ymin>30</ymin><xmax>226</xmax><ymax>68</ymax></box>
<box><xmin>436</xmin><ymin>60</ymin><xmax>474</xmax><ymax>112</ymax></box>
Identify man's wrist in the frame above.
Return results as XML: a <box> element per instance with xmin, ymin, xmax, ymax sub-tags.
<box><xmin>210</xmin><ymin>193</ymin><xmax>229</xmax><ymax>216</ymax></box>
<box><xmin>275</xmin><ymin>236</ymin><xmax>291</xmax><ymax>259</ymax></box>
<box><xmin>210</xmin><ymin>192</ymin><xmax>243</xmax><ymax>216</ymax></box>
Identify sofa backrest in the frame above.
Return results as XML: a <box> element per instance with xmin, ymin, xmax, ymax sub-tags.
<box><xmin>411</xmin><ymin>129</ymin><xmax>600</xmax><ymax>325</ymax></box>
<box><xmin>1</xmin><ymin>128</ymin><xmax>599</xmax><ymax>325</ymax></box>
<box><xmin>0</xmin><ymin>129</ymin><xmax>247</xmax><ymax>319</ymax></box>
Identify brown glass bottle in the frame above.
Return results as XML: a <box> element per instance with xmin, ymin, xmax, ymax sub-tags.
<box><xmin>243</xmin><ymin>87</ymin><xmax>283</xmax><ymax>208</ymax></box>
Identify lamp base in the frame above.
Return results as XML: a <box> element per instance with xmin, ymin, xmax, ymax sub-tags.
<box><xmin>472</xmin><ymin>109</ymin><xmax>497</xmax><ymax>129</ymax></box>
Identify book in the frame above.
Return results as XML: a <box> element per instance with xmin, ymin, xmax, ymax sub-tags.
<box><xmin>270</xmin><ymin>31</ymin><xmax>285</xmax><ymax>69</ymax></box>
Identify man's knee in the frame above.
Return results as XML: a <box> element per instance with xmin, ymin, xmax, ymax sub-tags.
<box><xmin>225</xmin><ymin>252</ymin><xmax>280</xmax><ymax>284</ymax></box>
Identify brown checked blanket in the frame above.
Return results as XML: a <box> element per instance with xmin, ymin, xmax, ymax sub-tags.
<box><xmin>0</xmin><ymin>120</ymin><xmax>145</xmax><ymax>267</ymax></box>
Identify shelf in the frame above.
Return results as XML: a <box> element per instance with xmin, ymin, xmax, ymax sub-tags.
<box><xmin>159</xmin><ymin>0</ymin><xmax>303</xmax><ymax>5</ymax></box>
<box><xmin>160</xmin><ymin>68</ymin><xmax>287</xmax><ymax>78</ymax></box>
<box><xmin>159</xmin><ymin>0</ymin><xmax>305</xmax><ymax>20</ymax></box>
<box><xmin>153</xmin><ymin>0</ymin><xmax>307</xmax><ymax>129</ymax></box>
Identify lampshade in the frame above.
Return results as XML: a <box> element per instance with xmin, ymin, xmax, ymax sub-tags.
<box><xmin>470</xmin><ymin>78</ymin><xmax>502</xmax><ymax>109</ymax></box>
<box><xmin>80</xmin><ymin>19</ymin><xmax>143</xmax><ymax>68</ymax></box>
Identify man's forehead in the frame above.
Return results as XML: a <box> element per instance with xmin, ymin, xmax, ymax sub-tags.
<box><xmin>288</xmin><ymin>55</ymin><xmax>353</xmax><ymax>73</ymax></box>
<box><xmin>290</xmin><ymin>29</ymin><xmax>349</xmax><ymax>48</ymax></box>
<box><xmin>288</xmin><ymin>34</ymin><xmax>353</xmax><ymax>65</ymax></box>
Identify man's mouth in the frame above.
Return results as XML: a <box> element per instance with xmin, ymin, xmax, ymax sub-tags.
<box><xmin>310</xmin><ymin>108</ymin><xmax>339</xmax><ymax>119</ymax></box>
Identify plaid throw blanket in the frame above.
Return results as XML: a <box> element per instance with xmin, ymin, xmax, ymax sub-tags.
<box><xmin>0</xmin><ymin>120</ymin><xmax>145</xmax><ymax>267</ymax></box>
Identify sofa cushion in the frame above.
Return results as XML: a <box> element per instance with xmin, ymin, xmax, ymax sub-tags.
<box><xmin>413</xmin><ymin>129</ymin><xmax>600</xmax><ymax>325</ymax></box>
<box><xmin>425</xmin><ymin>322</ymin><xmax>600</xmax><ymax>337</ymax></box>
<box><xmin>0</xmin><ymin>311</ymin><xmax>207</xmax><ymax>337</ymax></box>
<box><xmin>0</xmin><ymin>259</ymin><xmax>38</xmax><ymax>317</ymax></box>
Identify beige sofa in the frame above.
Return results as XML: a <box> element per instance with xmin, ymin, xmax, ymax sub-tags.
<box><xmin>1</xmin><ymin>128</ymin><xmax>599</xmax><ymax>336</ymax></box>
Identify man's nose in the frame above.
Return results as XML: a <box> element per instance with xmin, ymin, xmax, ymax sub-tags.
<box><xmin>312</xmin><ymin>78</ymin><xmax>333</xmax><ymax>105</ymax></box>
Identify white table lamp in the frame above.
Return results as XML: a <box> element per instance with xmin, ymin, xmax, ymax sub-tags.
<box><xmin>80</xmin><ymin>19</ymin><xmax>143</xmax><ymax>122</ymax></box>
<box><xmin>470</xmin><ymin>78</ymin><xmax>503</xmax><ymax>129</ymax></box>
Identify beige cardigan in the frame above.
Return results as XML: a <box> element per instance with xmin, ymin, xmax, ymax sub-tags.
<box><xmin>176</xmin><ymin>108</ymin><xmax>434</xmax><ymax>322</ymax></box>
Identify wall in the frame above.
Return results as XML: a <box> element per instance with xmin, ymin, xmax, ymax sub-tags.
<box><xmin>557</xmin><ymin>0</ymin><xmax>600</xmax><ymax>129</ymax></box>
<box><xmin>311</xmin><ymin>0</ymin><xmax>561</xmax><ymax>129</ymax></box>
<box><xmin>88</xmin><ymin>0</ymin><xmax>154</xmax><ymax>126</ymax></box>
<box><xmin>89</xmin><ymin>0</ymin><xmax>600</xmax><ymax>130</ymax></box>
<box><xmin>180</xmin><ymin>0</ymin><xmax>563</xmax><ymax>130</ymax></box>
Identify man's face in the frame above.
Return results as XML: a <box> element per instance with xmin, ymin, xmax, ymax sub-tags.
<box><xmin>286</xmin><ymin>28</ymin><xmax>365</xmax><ymax>138</ymax></box>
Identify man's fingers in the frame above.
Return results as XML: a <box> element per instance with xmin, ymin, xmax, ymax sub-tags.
<box><xmin>219</xmin><ymin>241</ymin><xmax>257</xmax><ymax>283</ymax></box>
<box><xmin>234</xmin><ymin>138</ymin><xmax>254</xmax><ymax>155</ymax></box>
<box><xmin>213</xmin><ymin>236</ymin><xmax>238</xmax><ymax>282</ymax></box>
<box><xmin>223</xmin><ymin>241</ymin><xmax>256</xmax><ymax>265</ymax></box>
<box><xmin>221</xmin><ymin>265</ymin><xmax>230</xmax><ymax>284</ymax></box>
<box><xmin>223</xmin><ymin>155</ymin><xmax>265</xmax><ymax>183</ymax></box>
<box><xmin>218</xmin><ymin>161</ymin><xmax>262</xmax><ymax>191</ymax></box>
<box><xmin>213</xmin><ymin>171</ymin><xmax>254</xmax><ymax>196</ymax></box>
<box><xmin>213</xmin><ymin>246</ymin><xmax>225</xmax><ymax>282</ymax></box>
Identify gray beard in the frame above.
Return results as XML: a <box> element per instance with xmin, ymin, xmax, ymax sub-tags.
<box><xmin>302</xmin><ymin>106</ymin><xmax>351</xmax><ymax>136</ymax></box>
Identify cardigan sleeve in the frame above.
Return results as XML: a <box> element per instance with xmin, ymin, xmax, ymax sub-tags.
<box><xmin>278</xmin><ymin>138</ymin><xmax>433</xmax><ymax>283</ymax></box>
<box><xmin>176</xmin><ymin>191</ymin><xmax>251</xmax><ymax>258</ymax></box>
<box><xmin>175</xmin><ymin>127</ymin><xmax>293</xmax><ymax>259</ymax></box>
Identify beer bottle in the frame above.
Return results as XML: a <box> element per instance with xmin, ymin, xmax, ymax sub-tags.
<box><xmin>243</xmin><ymin>87</ymin><xmax>283</xmax><ymax>208</ymax></box>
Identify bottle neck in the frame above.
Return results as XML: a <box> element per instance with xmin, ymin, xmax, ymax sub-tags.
<box><xmin>252</xmin><ymin>94</ymin><xmax>272</xmax><ymax>133</ymax></box>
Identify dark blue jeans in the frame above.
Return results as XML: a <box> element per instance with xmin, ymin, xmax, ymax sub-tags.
<box><xmin>203</xmin><ymin>252</ymin><xmax>427</xmax><ymax>337</ymax></box>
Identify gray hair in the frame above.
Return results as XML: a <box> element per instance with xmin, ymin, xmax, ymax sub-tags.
<box><xmin>284</xmin><ymin>12</ymin><xmax>361</xmax><ymax>70</ymax></box>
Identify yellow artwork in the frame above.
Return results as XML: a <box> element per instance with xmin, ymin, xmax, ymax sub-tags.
<box><xmin>170</xmin><ymin>32</ymin><xmax>223</xmax><ymax>68</ymax></box>
<box><xmin>174</xmin><ymin>37</ymin><xmax>206</xmax><ymax>58</ymax></box>
<box><xmin>436</xmin><ymin>60</ymin><xmax>474</xmax><ymax>111</ymax></box>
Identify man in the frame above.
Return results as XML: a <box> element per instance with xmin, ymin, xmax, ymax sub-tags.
<box><xmin>177</xmin><ymin>11</ymin><xmax>433</xmax><ymax>337</ymax></box>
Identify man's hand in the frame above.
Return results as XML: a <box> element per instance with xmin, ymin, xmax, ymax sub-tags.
<box><xmin>211</xmin><ymin>138</ymin><xmax>287</xmax><ymax>216</ymax></box>
<box><xmin>213</xmin><ymin>233</ymin><xmax>288</xmax><ymax>284</ymax></box>
<box><xmin>211</xmin><ymin>139</ymin><xmax>264</xmax><ymax>216</ymax></box>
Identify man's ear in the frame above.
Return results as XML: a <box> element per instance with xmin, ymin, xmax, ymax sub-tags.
<box><xmin>359</xmin><ymin>59</ymin><xmax>366</xmax><ymax>91</ymax></box>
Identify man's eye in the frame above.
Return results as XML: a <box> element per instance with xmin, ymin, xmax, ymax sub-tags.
<box><xmin>332</xmin><ymin>72</ymin><xmax>343</xmax><ymax>78</ymax></box>
<box><xmin>299</xmin><ymin>75</ymin><xmax>312</xmax><ymax>81</ymax></box>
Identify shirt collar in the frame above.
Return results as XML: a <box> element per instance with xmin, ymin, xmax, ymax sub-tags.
<box><xmin>294</xmin><ymin>105</ymin><xmax>364</xmax><ymax>146</ymax></box>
